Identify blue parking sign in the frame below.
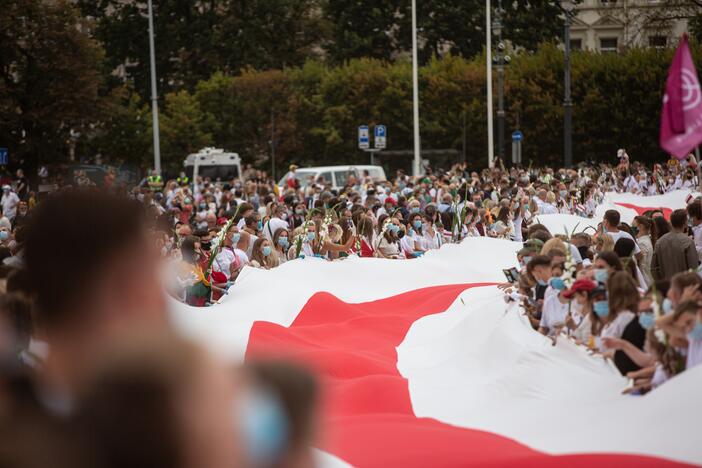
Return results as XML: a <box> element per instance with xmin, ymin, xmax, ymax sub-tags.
<box><xmin>0</xmin><ymin>148</ymin><xmax>8</xmax><ymax>166</ymax></box>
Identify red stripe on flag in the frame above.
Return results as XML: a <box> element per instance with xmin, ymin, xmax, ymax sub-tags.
<box><xmin>246</xmin><ymin>284</ymin><xmax>692</xmax><ymax>467</ymax></box>
<box><xmin>615</xmin><ymin>202</ymin><xmax>672</xmax><ymax>220</ymax></box>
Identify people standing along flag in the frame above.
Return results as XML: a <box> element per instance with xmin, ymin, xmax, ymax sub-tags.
<box><xmin>660</xmin><ymin>34</ymin><xmax>702</xmax><ymax>159</ymax></box>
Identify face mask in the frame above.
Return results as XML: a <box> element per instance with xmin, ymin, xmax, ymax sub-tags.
<box><xmin>277</xmin><ymin>237</ymin><xmax>288</xmax><ymax>248</ymax></box>
<box><xmin>306</xmin><ymin>232</ymin><xmax>315</xmax><ymax>242</ymax></box>
<box><xmin>201</xmin><ymin>241</ymin><xmax>211</xmax><ymax>251</ymax></box>
<box><xmin>514</xmin><ymin>202</ymin><xmax>520</xmax><ymax>210</ymax></box>
<box><xmin>662</xmin><ymin>298</ymin><xmax>673</xmax><ymax>314</ymax></box>
<box><xmin>536</xmin><ymin>279</ymin><xmax>548</xmax><ymax>286</ymax></box>
<box><xmin>262</xmin><ymin>246</ymin><xmax>272</xmax><ymax>257</ymax></box>
<box><xmin>559</xmin><ymin>190</ymin><xmax>568</xmax><ymax>198</ymax></box>
<box><xmin>413</xmin><ymin>220</ymin><xmax>422</xmax><ymax>230</ymax></box>
<box><xmin>398</xmin><ymin>230</ymin><xmax>405</xmax><ymax>239</ymax></box>
<box><xmin>231</xmin><ymin>233</ymin><xmax>241</xmax><ymax>245</ymax></box>
<box><xmin>638</xmin><ymin>312</ymin><xmax>655</xmax><ymax>330</ymax></box>
<box><xmin>295</xmin><ymin>208</ymin><xmax>304</xmax><ymax>215</ymax></box>
<box><xmin>688</xmin><ymin>320</ymin><xmax>702</xmax><ymax>341</ymax></box>
<box><xmin>0</xmin><ymin>231</ymin><xmax>8</xmax><ymax>241</ymax></box>
<box><xmin>199</xmin><ymin>204</ymin><xmax>206</xmax><ymax>210</ymax></box>
<box><xmin>184</xmin><ymin>198</ymin><xmax>192</xmax><ymax>205</ymax></box>
<box><xmin>550</xmin><ymin>277</ymin><xmax>566</xmax><ymax>291</ymax></box>
<box><xmin>594</xmin><ymin>269</ymin><xmax>609</xmax><ymax>283</ymax></box>
<box><xmin>593</xmin><ymin>300</ymin><xmax>610</xmax><ymax>318</ymax></box>
<box><xmin>388</xmin><ymin>224</ymin><xmax>400</xmax><ymax>233</ymax></box>
<box><xmin>257</xmin><ymin>220</ymin><xmax>263</xmax><ymax>231</ymax></box>
<box><xmin>523</xmin><ymin>256</ymin><xmax>532</xmax><ymax>265</ymax></box>
<box><xmin>411</xmin><ymin>207</ymin><xmax>420</xmax><ymax>214</ymax></box>
<box><xmin>237</xmin><ymin>391</ymin><xmax>289</xmax><ymax>468</ymax></box>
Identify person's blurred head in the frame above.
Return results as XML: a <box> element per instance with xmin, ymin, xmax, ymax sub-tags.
<box><xmin>244</xmin><ymin>360</ymin><xmax>318</xmax><ymax>468</ymax></box>
<box><xmin>526</xmin><ymin>255</ymin><xmax>551</xmax><ymax>285</ymax></box>
<box><xmin>75</xmin><ymin>332</ymin><xmax>241</xmax><ymax>468</ymax></box>
<box><xmin>24</xmin><ymin>192</ymin><xmax>168</xmax><ymax>387</ymax></box>
<box><xmin>670</xmin><ymin>208</ymin><xmax>688</xmax><ymax>231</ymax></box>
<box><xmin>603</xmin><ymin>210</ymin><xmax>620</xmax><ymax>231</ymax></box>
<box><xmin>668</xmin><ymin>271</ymin><xmax>702</xmax><ymax>307</ymax></box>
<box><xmin>606</xmin><ymin>271</ymin><xmax>639</xmax><ymax>316</ymax></box>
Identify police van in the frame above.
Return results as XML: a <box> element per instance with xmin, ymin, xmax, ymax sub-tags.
<box><xmin>184</xmin><ymin>148</ymin><xmax>242</xmax><ymax>182</ymax></box>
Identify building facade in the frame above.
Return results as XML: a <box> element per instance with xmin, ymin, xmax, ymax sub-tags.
<box><xmin>570</xmin><ymin>0</ymin><xmax>694</xmax><ymax>52</ymax></box>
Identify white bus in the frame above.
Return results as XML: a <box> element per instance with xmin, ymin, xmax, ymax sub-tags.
<box><xmin>184</xmin><ymin>147</ymin><xmax>242</xmax><ymax>182</ymax></box>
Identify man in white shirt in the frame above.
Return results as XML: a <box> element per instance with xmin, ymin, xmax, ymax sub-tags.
<box><xmin>1</xmin><ymin>186</ymin><xmax>19</xmax><ymax>221</ymax></box>
<box><xmin>263</xmin><ymin>205</ymin><xmax>290</xmax><ymax>241</ymax></box>
<box><xmin>539</xmin><ymin>291</ymin><xmax>570</xmax><ymax>337</ymax></box>
<box><xmin>688</xmin><ymin>200</ymin><xmax>702</xmax><ymax>259</ymax></box>
<box><xmin>602</xmin><ymin>209</ymin><xmax>641</xmax><ymax>259</ymax></box>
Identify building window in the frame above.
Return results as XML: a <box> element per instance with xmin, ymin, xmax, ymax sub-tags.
<box><xmin>600</xmin><ymin>37</ymin><xmax>618</xmax><ymax>53</ymax></box>
<box><xmin>649</xmin><ymin>35</ymin><xmax>667</xmax><ymax>48</ymax></box>
<box><xmin>570</xmin><ymin>39</ymin><xmax>583</xmax><ymax>50</ymax></box>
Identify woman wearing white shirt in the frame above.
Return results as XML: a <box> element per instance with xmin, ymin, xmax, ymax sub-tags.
<box><xmin>408</xmin><ymin>213</ymin><xmax>428</xmax><ymax>252</ymax></box>
<box><xmin>422</xmin><ymin>217</ymin><xmax>443</xmax><ymax>250</ymax></box>
<box><xmin>594</xmin><ymin>272</ymin><xmax>647</xmax><ymax>375</ymax></box>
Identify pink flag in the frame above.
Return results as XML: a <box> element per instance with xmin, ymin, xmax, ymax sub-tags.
<box><xmin>660</xmin><ymin>35</ymin><xmax>702</xmax><ymax>160</ymax></box>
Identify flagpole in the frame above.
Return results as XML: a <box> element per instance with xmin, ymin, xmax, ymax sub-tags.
<box><xmin>411</xmin><ymin>0</ymin><xmax>422</xmax><ymax>177</ymax></box>
<box><xmin>147</xmin><ymin>0</ymin><xmax>161</xmax><ymax>175</ymax></box>
<box><xmin>486</xmin><ymin>0</ymin><xmax>494</xmax><ymax>169</ymax></box>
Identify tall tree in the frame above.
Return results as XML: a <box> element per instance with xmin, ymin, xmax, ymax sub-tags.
<box><xmin>78</xmin><ymin>0</ymin><xmax>329</xmax><ymax>100</ymax></box>
<box><xmin>324</xmin><ymin>0</ymin><xmax>410</xmax><ymax>62</ymax></box>
<box><xmin>0</xmin><ymin>0</ymin><xmax>103</xmax><ymax>167</ymax></box>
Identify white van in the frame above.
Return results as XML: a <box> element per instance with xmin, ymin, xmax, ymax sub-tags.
<box><xmin>277</xmin><ymin>165</ymin><xmax>387</xmax><ymax>191</ymax></box>
<box><xmin>184</xmin><ymin>147</ymin><xmax>242</xmax><ymax>182</ymax></box>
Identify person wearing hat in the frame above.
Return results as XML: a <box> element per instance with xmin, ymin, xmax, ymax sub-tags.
<box><xmin>286</xmin><ymin>165</ymin><xmax>300</xmax><ymax>190</ymax></box>
<box><xmin>562</xmin><ymin>279</ymin><xmax>597</xmax><ymax>343</ymax></box>
<box><xmin>1</xmin><ymin>184</ymin><xmax>19</xmax><ymax>222</ymax></box>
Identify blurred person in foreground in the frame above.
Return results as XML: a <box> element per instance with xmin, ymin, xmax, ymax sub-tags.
<box><xmin>74</xmin><ymin>332</ymin><xmax>241</xmax><ymax>468</ymax></box>
<box><xmin>23</xmin><ymin>191</ymin><xmax>169</xmax><ymax>413</ymax></box>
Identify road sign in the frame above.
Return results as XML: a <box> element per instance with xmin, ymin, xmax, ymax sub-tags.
<box><xmin>511</xmin><ymin>131</ymin><xmax>523</xmax><ymax>165</ymax></box>
<box><xmin>511</xmin><ymin>130</ymin><xmax>523</xmax><ymax>142</ymax></box>
<box><xmin>374</xmin><ymin>125</ymin><xmax>387</xmax><ymax>149</ymax></box>
<box><xmin>0</xmin><ymin>148</ymin><xmax>7</xmax><ymax>166</ymax></box>
<box><xmin>358</xmin><ymin>125</ymin><xmax>370</xmax><ymax>149</ymax></box>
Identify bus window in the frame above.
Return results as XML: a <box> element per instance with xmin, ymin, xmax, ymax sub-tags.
<box><xmin>317</xmin><ymin>171</ymin><xmax>332</xmax><ymax>185</ymax></box>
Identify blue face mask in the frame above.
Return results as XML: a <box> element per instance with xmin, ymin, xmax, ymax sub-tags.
<box><xmin>411</xmin><ymin>207</ymin><xmax>420</xmax><ymax>214</ymax></box>
<box><xmin>278</xmin><ymin>237</ymin><xmax>288</xmax><ymax>248</ymax></box>
<box><xmin>237</xmin><ymin>391</ymin><xmax>289</xmax><ymax>467</ymax></box>
<box><xmin>688</xmin><ymin>320</ymin><xmax>702</xmax><ymax>341</ymax></box>
<box><xmin>0</xmin><ymin>231</ymin><xmax>8</xmax><ymax>241</ymax></box>
<box><xmin>523</xmin><ymin>256</ymin><xmax>532</xmax><ymax>266</ymax></box>
<box><xmin>559</xmin><ymin>190</ymin><xmax>568</xmax><ymax>198</ymax></box>
<box><xmin>231</xmin><ymin>233</ymin><xmax>241</xmax><ymax>244</ymax></box>
<box><xmin>257</xmin><ymin>220</ymin><xmax>263</xmax><ymax>231</ymax></box>
<box><xmin>593</xmin><ymin>300</ymin><xmax>610</xmax><ymax>318</ymax></box>
<box><xmin>388</xmin><ymin>224</ymin><xmax>400</xmax><ymax>233</ymax></box>
<box><xmin>413</xmin><ymin>220</ymin><xmax>422</xmax><ymax>230</ymax></box>
<box><xmin>550</xmin><ymin>277</ymin><xmax>566</xmax><ymax>291</ymax></box>
<box><xmin>638</xmin><ymin>312</ymin><xmax>655</xmax><ymax>330</ymax></box>
<box><xmin>514</xmin><ymin>202</ymin><xmax>520</xmax><ymax>210</ymax></box>
<box><xmin>306</xmin><ymin>232</ymin><xmax>315</xmax><ymax>242</ymax></box>
<box><xmin>536</xmin><ymin>279</ymin><xmax>548</xmax><ymax>286</ymax></box>
<box><xmin>662</xmin><ymin>298</ymin><xmax>673</xmax><ymax>314</ymax></box>
<box><xmin>594</xmin><ymin>269</ymin><xmax>609</xmax><ymax>284</ymax></box>
<box><xmin>262</xmin><ymin>246</ymin><xmax>272</xmax><ymax>257</ymax></box>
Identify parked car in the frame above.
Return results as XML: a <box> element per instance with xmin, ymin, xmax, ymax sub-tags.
<box><xmin>277</xmin><ymin>165</ymin><xmax>387</xmax><ymax>191</ymax></box>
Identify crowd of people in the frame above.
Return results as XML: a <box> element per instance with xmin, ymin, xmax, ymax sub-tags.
<box><xmin>0</xmin><ymin>150</ymin><xmax>700</xmax><ymax>466</ymax></box>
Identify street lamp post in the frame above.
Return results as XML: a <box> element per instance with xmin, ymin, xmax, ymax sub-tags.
<box><xmin>561</xmin><ymin>0</ymin><xmax>575</xmax><ymax>168</ymax></box>
<box><xmin>147</xmin><ymin>0</ymin><xmax>161</xmax><ymax>174</ymax></box>
<box><xmin>491</xmin><ymin>3</ymin><xmax>510</xmax><ymax>164</ymax></box>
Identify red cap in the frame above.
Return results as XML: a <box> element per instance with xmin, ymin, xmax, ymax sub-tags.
<box><xmin>385</xmin><ymin>197</ymin><xmax>397</xmax><ymax>205</ymax></box>
<box><xmin>217</xmin><ymin>217</ymin><xmax>228</xmax><ymax>226</ymax></box>
<box><xmin>562</xmin><ymin>279</ymin><xmax>597</xmax><ymax>299</ymax></box>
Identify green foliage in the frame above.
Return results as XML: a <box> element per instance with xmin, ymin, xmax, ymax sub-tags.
<box><xmin>159</xmin><ymin>90</ymin><xmax>214</xmax><ymax>170</ymax></box>
<box><xmin>157</xmin><ymin>45</ymin><xmax>700</xmax><ymax>173</ymax></box>
<box><xmin>88</xmin><ymin>86</ymin><xmax>152</xmax><ymax>166</ymax></box>
<box><xmin>0</xmin><ymin>0</ymin><xmax>103</xmax><ymax>167</ymax></box>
